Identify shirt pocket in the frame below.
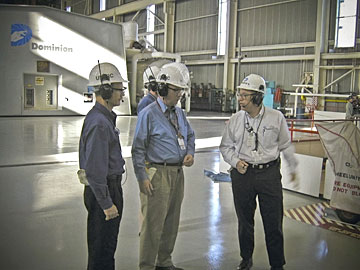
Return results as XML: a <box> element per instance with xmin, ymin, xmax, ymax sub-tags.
<box><xmin>262</xmin><ymin>125</ymin><xmax>279</xmax><ymax>147</ymax></box>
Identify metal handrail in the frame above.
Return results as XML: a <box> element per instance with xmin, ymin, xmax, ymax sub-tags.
<box><xmin>286</xmin><ymin>118</ymin><xmax>357</xmax><ymax>142</ymax></box>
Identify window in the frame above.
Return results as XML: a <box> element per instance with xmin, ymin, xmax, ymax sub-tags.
<box><xmin>146</xmin><ymin>5</ymin><xmax>155</xmax><ymax>47</ymax></box>
<box><xmin>217</xmin><ymin>0</ymin><xmax>229</xmax><ymax>55</ymax></box>
<box><xmin>100</xmin><ymin>0</ymin><xmax>106</xmax><ymax>12</ymax></box>
<box><xmin>335</xmin><ymin>0</ymin><xmax>358</xmax><ymax>48</ymax></box>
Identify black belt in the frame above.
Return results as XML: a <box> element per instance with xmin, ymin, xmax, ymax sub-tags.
<box><xmin>151</xmin><ymin>162</ymin><xmax>183</xmax><ymax>167</ymax></box>
<box><xmin>107</xmin><ymin>175</ymin><xmax>122</xmax><ymax>181</ymax></box>
<box><xmin>247</xmin><ymin>157</ymin><xmax>280</xmax><ymax>170</ymax></box>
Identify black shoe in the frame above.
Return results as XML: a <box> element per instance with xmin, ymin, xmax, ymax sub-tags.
<box><xmin>237</xmin><ymin>258</ymin><xmax>253</xmax><ymax>270</ymax></box>
<box><xmin>155</xmin><ymin>265</ymin><xmax>184</xmax><ymax>270</ymax></box>
<box><xmin>270</xmin><ymin>267</ymin><xmax>284</xmax><ymax>270</ymax></box>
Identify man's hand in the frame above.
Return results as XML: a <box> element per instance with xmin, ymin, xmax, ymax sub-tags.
<box><xmin>103</xmin><ymin>204</ymin><xmax>119</xmax><ymax>221</ymax></box>
<box><xmin>289</xmin><ymin>172</ymin><xmax>299</xmax><ymax>189</ymax></box>
<box><xmin>139</xmin><ymin>179</ymin><xmax>154</xmax><ymax>196</ymax></box>
<box><xmin>236</xmin><ymin>160</ymin><xmax>248</xmax><ymax>174</ymax></box>
<box><xmin>183</xmin><ymin>154</ymin><xmax>194</xmax><ymax>167</ymax></box>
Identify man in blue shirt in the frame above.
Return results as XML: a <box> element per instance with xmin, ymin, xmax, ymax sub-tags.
<box><xmin>137</xmin><ymin>65</ymin><xmax>161</xmax><ymax>114</ymax></box>
<box><xmin>79</xmin><ymin>62</ymin><xmax>127</xmax><ymax>270</ymax></box>
<box><xmin>132</xmin><ymin>62</ymin><xmax>195</xmax><ymax>270</ymax></box>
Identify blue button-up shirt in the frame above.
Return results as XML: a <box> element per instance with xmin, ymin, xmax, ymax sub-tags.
<box><xmin>79</xmin><ymin>102</ymin><xmax>125</xmax><ymax>209</ymax></box>
<box><xmin>137</xmin><ymin>92</ymin><xmax>157</xmax><ymax>114</ymax></box>
<box><xmin>132</xmin><ymin>97</ymin><xmax>195</xmax><ymax>182</ymax></box>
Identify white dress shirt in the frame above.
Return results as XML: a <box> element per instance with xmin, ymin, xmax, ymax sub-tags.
<box><xmin>220</xmin><ymin>106</ymin><xmax>298</xmax><ymax>174</ymax></box>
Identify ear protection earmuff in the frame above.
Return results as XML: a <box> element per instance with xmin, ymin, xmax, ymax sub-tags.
<box><xmin>158</xmin><ymin>74</ymin><xmax>169</xmax><ymax>97</ymax></box>
<box><xmin>98</xmin><ymin>73</ymin><xmax>113</xmax><ymax>100</ymax></box>
<box><xmin>251</xmin><ymin>85</ymin><xmax>264</xmax><ymax>106</ymax></box>
<box><xmin>96</xmin><ymin>62</ymin><xmax>114</xmax><ymax>100</ymax></box>
<box><xmin>146</xmin><ymin>75</ymin><xmax>158</xmax><ymax>92</ymax></box>
<box><xmin>99</xmin><ymin>84</ymin><xmax>113</xmax><ymax>100</ymax></box>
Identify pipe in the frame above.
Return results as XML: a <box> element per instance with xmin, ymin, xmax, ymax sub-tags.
<box><xmin>283</xmin><ymin>92</ymin><xmax>349</xmax><ymax>98</ymax></box>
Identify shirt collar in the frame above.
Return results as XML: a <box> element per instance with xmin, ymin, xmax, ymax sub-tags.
<box><xmin>95</xmin><ymin>102</ymin><xmax>117</xmax><ymax>124</ymax></box>
<box><xmin>157</xmin><ymin>97</ymin><xmax>168</xmax><ymax>113</ymax></box>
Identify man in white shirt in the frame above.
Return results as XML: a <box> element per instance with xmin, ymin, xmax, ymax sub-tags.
<box><xmin>220</xmin><ymin>74</ymin><xmax>298</xmax><ymax>270</ymax></box>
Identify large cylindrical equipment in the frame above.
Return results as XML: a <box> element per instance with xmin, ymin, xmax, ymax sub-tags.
<box><xmin>121</xmin><ymin>21</ymin><xmax>138</xmax><ymax>48</ymax></box>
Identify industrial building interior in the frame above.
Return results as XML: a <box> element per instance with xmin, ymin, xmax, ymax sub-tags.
<box><xmin>0</xmin><ymin>0</ymin><xmax>359</xmax><ymax>270</ymax></box>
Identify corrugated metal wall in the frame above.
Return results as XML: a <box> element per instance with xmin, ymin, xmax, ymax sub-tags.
<box><xmin>72</xmin><ymin>0</ymin><xmax>360</xmax><ymax>112</ymax></box>
<box><xmin>236</xmin><ymin>0</ymin><xmax>317</xmax><ymax>90</ymax></box>
<box><xmin>238</xmin><ymin>0</ymin><xmax>317</xmax><ymax>46</ymax></box>
<box><xmin>170</xmin><ymin>0</ymin><xmax>319</xmax><ymax>90</ymax></box>
<box><xmin>174</xmin><ymin>0</ymin><xmax>218</xmax><ymax>52</ymax></box>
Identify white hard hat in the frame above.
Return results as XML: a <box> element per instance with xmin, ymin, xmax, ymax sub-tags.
<box><xmin>157</xmin><ymin>62</ymin><xmax>190</xmax><ymax>89</ymax></box>
<box><xmin>143</xmin><ymin>59</ymin><xmax>170</xmax><ymax>85</ymax></box>
<box><xmin>143</xmin><ymin>65</ymin><xmax>161</xmax><ymax>85</ymax></box>
<box><xmin>237</xmin><ymin>74</ymin><xmax>266</xmax><ymax>94</ymax></box>
<box><xmin>88</xmin><ymin>62</ymin><xmax>127</xmax><ymax>86</ymax></box>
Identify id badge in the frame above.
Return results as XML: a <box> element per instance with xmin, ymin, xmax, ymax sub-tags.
<box><xmin>178</xmin><ymin>137</ymin><xmax>186</xmax><ymax>150</ymax></box>
<box><xmin>246</xmin><ymin>132</ymin><xmax>256</xmax><ymax>150</ymax></box>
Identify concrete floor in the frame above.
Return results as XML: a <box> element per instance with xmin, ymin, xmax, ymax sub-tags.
<box><xmin>0</xmin><ymin>115</ymin><xmax>359</xmax><ymax>270</ymax></box>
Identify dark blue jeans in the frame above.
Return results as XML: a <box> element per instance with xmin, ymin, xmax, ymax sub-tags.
<box><xmin>84</xmin><ymin>177</ymin><xmax>123</xmax><ymax>270</ymax></box>
<box><xmin>231</xmin><ymin>164</ymin><xmax>285</xmax><ymax>268</ymax></box>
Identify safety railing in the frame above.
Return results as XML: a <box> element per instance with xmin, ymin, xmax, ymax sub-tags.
<box><xmin>286</xmin><ymin>118</ymin><xmax>358</xmax><ymax>142</ymax></box>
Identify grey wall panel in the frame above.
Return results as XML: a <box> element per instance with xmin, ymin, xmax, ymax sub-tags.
<box><xmin>174</xmin><ymin>0</ymin><xmax>218</xmax><ymax>52</ymax></box>
<box><xmin>175</xmin><ymin>17</ymin><xmax>218</xmax><ymax>52</ymax></box>
<box><xmin>176</xmin><ymin>0</ymin><xmax>218</xmax><ymax>20</ymax></box>
<box><xmin>188</xmin><ymin>65</ymin><xmax>223</xmax><ymax>88</ymax></box>
<box><xmin>238</xmin><ymin>0</ymin><xmax>317</xmax><ymax>47</ymax></box>
<box><xmin>238</xmin><ymin>61</ymin><xmax>305</xmax><ymax>90</ymax></box>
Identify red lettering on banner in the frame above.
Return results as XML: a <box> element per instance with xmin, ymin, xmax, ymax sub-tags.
<box><xmin>352</xmin><ymin>191</ymin><xmax>359</xmax><ymax>196</ymax></box>
<box><xmin>336</xmin><ymin>187</ymin><xmax>348</xmax><ymax>193</ymax></box>
<box><xmin>343</xmin><ymin>183</ymin><xmax>360</xmax><ymax>190</ymax></box>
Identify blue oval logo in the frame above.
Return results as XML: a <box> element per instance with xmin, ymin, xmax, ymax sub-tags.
<box><xmin>11</xmin><ymin>24</ymin><xmax>32</xmax><ymax>46</ymax></box>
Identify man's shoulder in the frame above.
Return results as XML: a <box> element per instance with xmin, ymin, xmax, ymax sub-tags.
<box><xmin>138</xmin><ymin>101</ymin><xmax>159</xmax><ymax>117</ymax></box>
<box><xmin>229</xmin><ymin>110</ymin><xmax>245</xmax><ymax>120</ymax></box>
<box><xmin>85</xmin><ymin>108</ymin><xmax>108</xmax><ymax>127</ymax></box>
<box><xmin>264</xmin><ymin>107</ymin><xmax>283</xmax><ymax>117</ymax></box>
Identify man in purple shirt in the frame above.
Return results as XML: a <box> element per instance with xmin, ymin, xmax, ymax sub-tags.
<box><xmin>79</xmin><ymin>62</ymin><xmax>127</xmax><ymax>270</ymax></box>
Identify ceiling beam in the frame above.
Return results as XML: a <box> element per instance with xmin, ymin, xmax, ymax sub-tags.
<box><xmin>90</xmin><ymin>0</ymin><xmax>165</xmax><ymax>19</ymax></box>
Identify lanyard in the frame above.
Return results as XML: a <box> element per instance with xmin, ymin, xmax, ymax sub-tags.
<box><xmin>156</xmin><ymin>100</ymin><xmax>183</xmax><ymax>139</ymax></box>
<box><xmin>245</xmin><ymin>108</ymin><xmax>265</xmax><ymax>151</ymax></box>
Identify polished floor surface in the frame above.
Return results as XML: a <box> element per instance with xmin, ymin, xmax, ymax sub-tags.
<box><xmin>0</xmin><ymin>114</ymin><xmax>359</xmax><ymax>270</ymax></box>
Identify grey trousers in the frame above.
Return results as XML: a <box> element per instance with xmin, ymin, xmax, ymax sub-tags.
<box><xmin>139</xmin><ymin>164</ymin><xmax>184</xmax><ymax>270</ymax></box>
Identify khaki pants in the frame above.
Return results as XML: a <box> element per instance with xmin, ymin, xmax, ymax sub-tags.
<box><xmin>139</xmin><ymin>164</ymin><xmax>184</xmax><ymax>270</ymax></box>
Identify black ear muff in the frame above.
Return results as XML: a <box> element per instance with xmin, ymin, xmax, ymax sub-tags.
<box><xmin>147</xmin><ymin>76</ymin><xmax>158</xmax><ymax>92</ymax></box>
<box><xmin>158</xmin><ymin>74</ymin><xmax>169</xmax><ymax>97</ymax></box>
<box><xmin>251</xmin><ymin>92</ymin><xmax>264</xmax><ymax>106</ymax></box>
<box><xmin>97</xmin><ymin>64</ymin><xmax>113</xmax><ymax>100</ymax></box>
<box><xmin>149</xmin><ymin>81</ymin><xmax>158</xmax><ymax>92</ymax></box>
<box><xmin>251</xmin><ymin>85</ymin><xmax>264</xmax><ymax>106</ymax></box>
<box><xmin>158</xmin><ymin>83</ymin><xmax>168</xmax><ymax>97</ymax></box>
<box><xmin>99</xmin><ymin>84</ymin><xmax>113</xmax><ymax>100</ymax></box>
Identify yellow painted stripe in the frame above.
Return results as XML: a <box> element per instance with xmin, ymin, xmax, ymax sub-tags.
<box><xmin>289</xmin><ymin>208</ymin><xmax>302</xmax><ymax>222</ymax></box>
<box><xmin>301</xmin><ymin>206</ymin><xmax>319</xmax><ymax>226</ymax></box>
<box><xmin>296</xmin><ymin>207</ymin><xmax>311</xmax><ymax>224</ymax></box>
<box><xmin>308</xmin><ymin>204</ymin><xmax>326</xmax><ymax>225</ymax></box>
